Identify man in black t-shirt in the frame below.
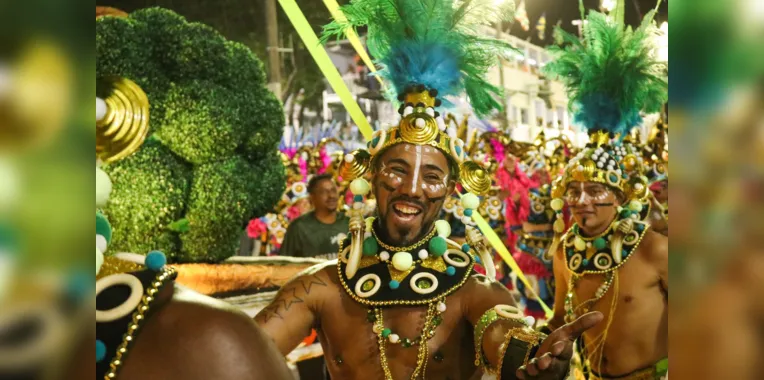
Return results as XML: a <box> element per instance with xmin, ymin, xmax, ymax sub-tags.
<box><xmin>280</xmin><ymin>174</ymin><xmax>349</xmax><ymax>258</ymax></box>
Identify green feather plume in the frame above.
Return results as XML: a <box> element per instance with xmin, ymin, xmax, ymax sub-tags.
<box><xmin>321</xmin><ymin>0</ymin><xmax>517</xmax><ymax>116</ymax></box>
<box><xmin>543</xmin><ymin>10</ymin><xmax>667</xmax><ymax>136</ymax></box>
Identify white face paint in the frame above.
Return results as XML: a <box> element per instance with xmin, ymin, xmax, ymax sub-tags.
<box><xmin>412</xmin><ymin>145</ymin><xmax>422</xmax><ymax>193</ymax></box>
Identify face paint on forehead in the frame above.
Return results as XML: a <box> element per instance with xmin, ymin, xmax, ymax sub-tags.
<box><xmin>412</xmin><ymin>145</ymin><xmax>422</xmax><ymax>193</ymax></box>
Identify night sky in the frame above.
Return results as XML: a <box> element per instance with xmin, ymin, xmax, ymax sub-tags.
<box><xmin>509</xmin><ymin>0</ymin><xmax>669</xmax><ymax>47</ymax></box>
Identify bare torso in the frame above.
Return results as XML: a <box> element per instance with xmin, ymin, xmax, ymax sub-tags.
<box><xmin>554</xmin><ymin>230</ymin><xmax>668</xmax><ymax>376</ymax></box>
<box><xmin>257</xmin><ymin>262</ymin><xmax>518</xmax><ymax>380</ymax></box>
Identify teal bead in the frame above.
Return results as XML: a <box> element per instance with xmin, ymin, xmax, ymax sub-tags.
<box><xmin>455</xmin><ymin>145</ymin><xmax>462</xmax><ymax>156</ymax></box>
<box><xmin>582</xmin><ymin>259</ymin><xmax>589</xmax><ymax>266</ymax></box>
<box><xmin>593</xmin><ymin>237</ymin><xmax>607</xmax><ymax>250</ymax></box>
<box><xmin>363</xmin><ymin>237</ymin><xmax>379</xmax><ymax>256</ymax></box>
<box><xmin>635</xmin><ymin>223</ymin><xmax>645</xmax><ymax>232</ymax></box>
<box><xmin>145</xmin><ymin>251</ymin><xmax>166</xmax><ymax>271</ymax></box>
<box><xmin>389</xmin><ymin>280</ymin><xmax>400</xmax><ymax>289</ymax></box>
<box><xmin>461</xmin><ymin>243</ymin><xmax>470</xmax><ymax>253</ymax></box>
<box><xmin>609</xmin><ymin>174</ymin><xmax>619</xmax><ymax>183</ymax></box>
<box><xmin>96</xmin><ymin>340</ymin><xmax>106</xmax><ymax>362</ymax></box>
<box><xmin>446</xmin><ymin>266</ymin><xmax>456</xmax><ymax>276</ymax></box>
<box><xmin>464</xmin><ymin>208</ymin><xmax>473</xmax><ymax>216</ymax></box>
<box><xmin>95</xmin><ymin>213</ymin><xmax>112</xmax><ymax>243</ymax></box>
<box><xmin>619</xmin><ymin>209</ymin><xmax>631</xmax><ymax>218</ymax></box>
<box><xmin>382</xmin><ymin>328</ymin><xmax>391</xmax><ymax>338</ymax></box>
<box><xmin>371</xmin><ymin>135</ymin><xmax>380</xmax><ymax>147</ymax></box>
<box><xmin>429</xmin><ymin>236</ymin><xmax>447</xmax><ymax>256</ymax></box>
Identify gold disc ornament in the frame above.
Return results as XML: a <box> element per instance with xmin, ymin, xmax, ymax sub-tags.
<box><xmin>459</xmin><ymin>161</ymin><xmax>491</xmax><ymax>196</ymax></box>
<box><xmin>96</xmin><ymin>76</ymin><xmax>150</xmax><ymax>163</ymax></box>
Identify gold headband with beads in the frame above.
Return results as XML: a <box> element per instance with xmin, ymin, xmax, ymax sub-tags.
<box><xmin>340</xmin><ymin>86</ymin><xmax>491</xmax><ymax>197</ymax></box>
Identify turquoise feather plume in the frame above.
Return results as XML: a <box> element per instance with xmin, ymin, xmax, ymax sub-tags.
<box><xmin>544</xmin><ymin>10</ymin><xmax>667</xmax><ymax>137</ymax></box>
<box><xmin>321</xmin><ymin>0</ymin><xmax>517</xmax><ymax>116</ymax></box>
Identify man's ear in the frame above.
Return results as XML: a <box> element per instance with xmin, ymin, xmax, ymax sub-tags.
<box><xmin>446</xmin><ymin>179</ymin><xmax>456</xmax><ymax>197</ymax></box>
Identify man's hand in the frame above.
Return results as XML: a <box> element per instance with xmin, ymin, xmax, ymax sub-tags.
<box><xmin>516</xmin><ymin>311</ymin><xmax>603</xmax><ymax>380</ymax></box>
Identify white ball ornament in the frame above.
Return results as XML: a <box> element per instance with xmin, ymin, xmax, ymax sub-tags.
<box><xmin>345</xmin><ymin>153</ymin><xmax>355</xmax><ymax>163</ymax></box>
<box><xmin>389</xmin><ymin>334</ymin><xmax>400</xmax><ymax>344</ymax></box>
<box><xmin>96</xmin><ymin>97</ymin><xmax>108</xmax><ymax>122</ymax></box>
<box><xmin>426</xmin><ymin>107</ymin><xmax>435</xmax><ymax>117</ymax></box>
<box><xmin>434</xmin><ymin>219</ymin><xmax>451</xmax><ymax>237</ymax></box>
<box><xmin>349</xmin><ymin>178</ymin><xmax>371</xmax><ymax>196</ymax></box>
<box><xmin>418</xmin><ymin>249</ymin><xmax>429</xmax><ymax>260</ymax></box>
<box><xmin>379</xmin><ymin>251</ymin><xmax>391</xmax><ymax>261</ymax></box>
<box><xmin>403</xmin><ymin>106</ymin><xmax>414</xmax><ymax>116</ymax></box>
<box><xmin>96</xmin><ymin>166</ymin><xmax>113</xmax><ymax>207</ymax></box>
<box><xmin>392</xmin><ymin>252</ymin><xmax>414</xmax><ymax>271</ymax></box>
<box><xmin>415</xmin><ymin>118</ymin><xmax>426</xmax><ymax>128</ymax></box>
<box><xmin>96</xmin><ymin>234</ymin><xmax>108</xmax><ymax>253</ymax></box>
<box><xmin>461</xmin><ymin>193</ymin><xmax>480</xmax><ymax>210</ymax></box>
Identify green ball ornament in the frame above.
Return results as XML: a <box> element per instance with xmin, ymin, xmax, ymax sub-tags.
<box><xmin>428</xmin><ymin>236</ymin><xmax>447</xmax><ymax>256</ymax></box>
<box><xmin>363</xmin><ymin>237</ymin><xmax>379</xmax><ymax>256</ymax></box>
<box><xmin>434</xmin><ymin>220</ymin><xmax>451</xmax><ymax>237</ymax></box>
<box><xmin>95</xmin><ymin>213</ymin><xmax>112</xmax><ymax>244</ymax></box>
<box><xmin>628</xmin><ymin>200</ymin><xmax>643</xmax><ymax>212</ymax></box>
<box><xmin>461</xmin><ymin>193</ymin><xmax>480</xmax><ymax>210</ymax></box>
<box><xmin>593</xmin><ymin>237</ymin><xmax>607</xmax><ymax>250</ymax></box>
<box><xmin>96</xmin><ymin>167</ymin><xmax>112</xmax><ymax>207</ymax></box>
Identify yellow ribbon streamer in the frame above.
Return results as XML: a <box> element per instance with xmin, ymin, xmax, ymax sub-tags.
<box><xmin>457</xmin><ymin>190</ymin><xmax>553</xmax><ymax>318</ymax></box>
<box><xmin>277</xmin><ymin>0</ymin><xmax>374</xmax><ymax>141</ymax></box>
<box><xmin>322</xmin><ymin>0</ymin><xmax>384</xmax><ymax>87</ymax></box>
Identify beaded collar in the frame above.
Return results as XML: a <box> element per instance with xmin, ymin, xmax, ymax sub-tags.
<box><xmin>563</xmin><ymin>219</ymin><xmax>649</xmax><ymax>275</ymax></box>
<box><xmin>96</xmin><ymin>264</ymin><xmax>176</xmax><ymax>380</ymax></box>
<box><xmin>337</xmin><ymin>220</ymin><xmax>475</xmax><ymax>307</ymax></box>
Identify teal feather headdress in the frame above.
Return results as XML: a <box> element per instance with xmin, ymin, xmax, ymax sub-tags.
<box><xmin>543</xmin><ymin>9</ymin><xmax>667</xmax><ymax>138</ymax></box>
<box><xmin>321</xmin><ymin>0</ymin><xmax>517</xmax><ymax>116</ymax></box>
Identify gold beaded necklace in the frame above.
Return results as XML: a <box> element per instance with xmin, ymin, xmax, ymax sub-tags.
<box><xmin>371</xmin><ymin>224</ymin><xmax>437</xmax><ymax>253</ymax></box>
<box><xmin>373</xmin><ymin>301</ymin><xmax>439</xmax><ymax>379</ymax></box>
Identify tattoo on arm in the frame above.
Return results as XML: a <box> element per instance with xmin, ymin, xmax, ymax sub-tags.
<box><xmin>258</xmin><ymin>273</ymin><xmax>328</xmax><ymax>324</ymax></box>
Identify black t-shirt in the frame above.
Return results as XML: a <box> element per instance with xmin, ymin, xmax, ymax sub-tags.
<box><xmin>280</xmin><ymin>212</ymin><xmax>349</xmax><ymax>259</ymax></box>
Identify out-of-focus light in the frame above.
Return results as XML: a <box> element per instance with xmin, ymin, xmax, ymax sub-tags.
<box><xmin>656</xmin><ymin>22</ymin><xmax>668</xmax><ymax>63</ymax></box>
<box><xmin>601</xmin><ymin>0</ymin><xmax>616</xmax><ymax>13</ymax></box>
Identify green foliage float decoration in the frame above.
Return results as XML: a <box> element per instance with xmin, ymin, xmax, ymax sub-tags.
<box><xmin>97</xmin><ymin>8</ymin><xmax>286</xmax><ymax>263</ymax></box>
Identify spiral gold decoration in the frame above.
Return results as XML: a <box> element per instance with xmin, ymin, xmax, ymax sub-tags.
<box><xmin>571</xmin><ymin>158</ymin><xmax>596</xmax><ymax>182</ymax></box>
<box><xmin>96</xmin><ymin>76</ymin><xmax>150</xmax><ymax>163</ymax></box>
<box><xmin>398</xmin><ymin>114</ymin><xmax>439</xmax><ymax>145</ymax></box>
<box><xmin>339</xmin><ymin>149</ymin><xmax>371</xmax><ymax>181</ymax></box>
<box><xmin>459</xmin><ymin>161</ymin><xmax>491</xmax><ymax>196</ymax></box>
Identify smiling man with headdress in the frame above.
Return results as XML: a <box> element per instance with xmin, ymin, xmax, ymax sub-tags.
<box><xmin>541</xmin><ymin>4</ymin><xmax>668</xmax><ymax>380</ymax></box>
<box><xmin>254</xmin><ymin>1</ymin><xmax>602</xmax><ymax>379</ymax></box>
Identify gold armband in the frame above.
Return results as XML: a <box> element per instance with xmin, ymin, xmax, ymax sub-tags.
<box><xmin>473</xmin><ymin>305</ymin><xmax>544</xmax><ymax>374</ymax></box>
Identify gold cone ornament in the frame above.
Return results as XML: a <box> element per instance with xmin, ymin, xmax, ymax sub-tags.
<box><xmin>96</xmin><ymin>76</ymin><xmax>150</xmax><ymax>163</ymax></box>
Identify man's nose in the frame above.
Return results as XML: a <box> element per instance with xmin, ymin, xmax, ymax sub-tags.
<box><xmin>400</xmin><ymin>174</ymin><xmax>424</xmax><ymax>198</ymax></box>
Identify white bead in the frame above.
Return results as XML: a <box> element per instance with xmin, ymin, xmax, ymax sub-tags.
<box><xmin>415</xmin><ymin>118</ymin><xmax>426</xmax><ymax>128</ymax></box>
<box><xmin>403</xmin><ymin>106</ymin><xmax>413</xmax><ymax>116</ymax></box>
<box><xmin>437</xmin><ymin>117</ymin><xmax>446</xmax><ymax>131</ymax></box>
<box><xmin>418</xmin><ymin>249</ymin><xmax>429</xmax><ymax>260</ymax></box>
<box><xmin>586</xmin><ymin>242</ymin><xmax>592</xmax><ymax>248</ymax></box>
<box><xmin>524</xmin><ymin>316</ymin><xmax>536</xmax><ymax>326</ymax></box>
<box><xmin>597</xmin><ymin>162</ymin><xmax>604</xmax><ymax>168</ymax></box>
<box><xmin>462</xmin><ymin>216</ymin><xmax>471</xmax><ymax>224</ymax></box>
<box><xmin>379</xmin><ymin>251</ymin><xmax>390</xmax><ymax>261</ymax></box>
<box><xmin>630</xmin><ymin>214</ymin><xmax>638</xmax><ymax>220</ymax></box>
<box><xmin>344</xmin><ymin>153</ymin><xmax>355</xmax><ymax>163</ymax></box>
<box><xmin>389</xmin><ymin>334</ymin><xmax>400</xmax><ymax>344</ymax></box>
<box><xmin>96</xmin><ymin>97</ymin><xmax>108</xmax><ymax>122</ymax></box>
<box><xmin>353</xmin><ymin>202</ymin><xmax>364</xmax><ymax>210</ymax></box>
<box><xmin>426</xmin><ymin>107</ymin><xmax>435</xmax><ymax>116</ymax></box>
<box><xmin>437</xmin><ymin>301</ymin><xmax>447</xmax><ymax>313</ymax></box>
<box><xmin>634</xmin><ymin>183</ymin><xmax>644</xmax><ymax>191</ymax></box>
<box><xmin>392</xmin><ymin>252</ymin><xmax>413</xmax><ymax>271</ymax></box>
<box><xmin>96</xmin><ymin>234</ymin><xmax>108</xmax><ymax>253</ymax></box>
<box><xmin>616</xmin><ymin>169</ymin><xmax>622</xmax><ymax>175</ymax></box>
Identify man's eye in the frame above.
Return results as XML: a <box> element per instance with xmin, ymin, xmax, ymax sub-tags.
<box><xmin>425</xmin><ymin>174</ymin><xmax>441</xmax><ymax>182</ymax></box>
<box><xmin>392</xmin><ymin>167</ymin><xmax>406</xmax><ymax>174</ymax></box>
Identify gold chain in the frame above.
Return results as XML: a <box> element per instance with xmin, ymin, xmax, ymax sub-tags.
<box><xmin>372</xmin><ymin>224</ymin><xmax>437</xmax><ymax>252</ymax></box>
<box><xmin>375</xmin><ymin>302</ymin><xmax>437</xmax><ymax>379</ymax></box>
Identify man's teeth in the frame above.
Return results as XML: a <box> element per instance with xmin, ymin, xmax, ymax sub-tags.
<box><xmin>394</xmin><ymin>204</ymin><xmax>420</xmax><ymax>215</ymax></box>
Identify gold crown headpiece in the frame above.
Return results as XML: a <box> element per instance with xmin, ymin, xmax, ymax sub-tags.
<box><xmin>338</xmin><ymin>86</ymin><xmax>491</xmax><ymax>196</ymax></box>
<box><xmin>551</xmin><ymin>131</ymin><xmax>649</xmax><ymax>202</ymax></box>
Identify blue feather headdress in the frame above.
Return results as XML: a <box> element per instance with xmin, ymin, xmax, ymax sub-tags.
<box><xmin>322</xmin><ymin>0</ymin><xmax>517</xmax><ymax>117</ymax></box>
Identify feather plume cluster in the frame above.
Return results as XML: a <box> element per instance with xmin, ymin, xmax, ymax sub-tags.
<box><xmin>321</xmin><ymin>0</ymin><xmax>517</xmax><ymax>116</ymax></box>
<box><xmin>543</xmin><ymin>10</ymin><xmax>667</xmax><ymax>137</ymax></box>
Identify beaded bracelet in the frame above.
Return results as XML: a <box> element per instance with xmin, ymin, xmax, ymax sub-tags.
<box><xmin>473</xmin><ymin>305</ymin><xmax>530</xmax><ymax>369</ymax></box>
